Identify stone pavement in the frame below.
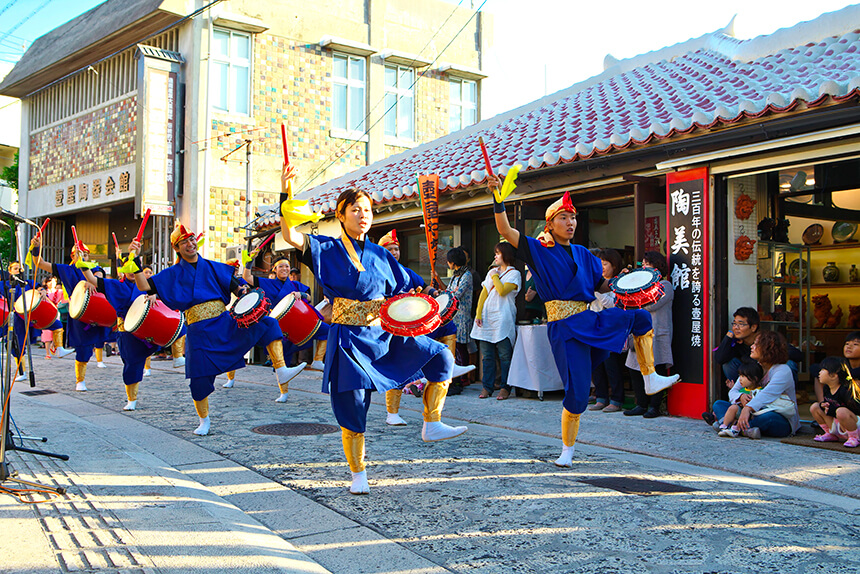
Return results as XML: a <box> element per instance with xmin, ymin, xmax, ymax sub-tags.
<box><xmin>1</xmin><ymin>350</ymin><xmax>859</xmax><ymax>574</ymax></box>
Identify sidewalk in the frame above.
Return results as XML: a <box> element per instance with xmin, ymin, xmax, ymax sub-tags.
<box><xmin>2</xmin><ymin>351</ymin><xmax>859</xmax><ymax>573</ymax></box>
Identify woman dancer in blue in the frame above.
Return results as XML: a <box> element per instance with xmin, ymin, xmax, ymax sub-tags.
<box><xmin>79</xmin><ymin>247</ymin><xmax>187</xmax><ymax>411</ymax></box>
<box><xmin>129</xmin><ymin>222</ymin><xmax>305</xmax><ymax>435</ymax></box>
<box><xmin>30</xmin><ymin>236</ymin><xmax>109</xmax><ymax>391</ymax></box>
<box><xmin>280</xmin><ymin>175</ymin><xmax>466</xmax><ymax>495</ymax></box>
<box><xmin>491</xmin><ymin>181</ymin><xmax>678</xmax><ymax>467</ymax></box>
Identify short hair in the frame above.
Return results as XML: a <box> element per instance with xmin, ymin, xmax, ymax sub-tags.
<box><xmin>643</xmin><ymin>251</ymin><xmax>668</xmax><ymax>279</ymax></box>
<box><xmin>446</xmin><ymin>247</ymin><xmax>467</xmax><ymax>267</ymax></box>
<box><xmin>733</xmin><ymin>307</ymin><xmax>760</xmax><ymax>329</ymax></box>
<box><xmin>494</xmin><ymin>242</ymin><xmax>516</xmax><ymax>266</ymax></box>
<box><xmin>290</xmin><ymin>267</ymin><xmax>300</xmax><ymax>275</ymax></box>
<box><xmin>142</xmin><ymin>264</ymin><xmax>154</xmax><ymax>273</ymax></box>
<box><xmin>754</xmin><ymin>330</ymin><xmax>789</xmax><ymax>365</ymax></box>
<box><xmin>845</xmin><ymin>331</ymin><xmax>860</xmax><ymax>344</ymax></box>
<box><xmin>819</xmin><ymin>356</ymin><xmax>853</xmax><ymax>386</ymax></box>
<box><xmin>597</xmin><ymin>249</ymin><xmax>623</xmax><ymax>277</ymax></box>
<box><xmin>335</xmin><ymin>188</ymin><xmax>372</xmax><ymax>219</ymax></box>
<box><xmin>737</xmin><ymin>359</ymin><xmax>763</xmax><ymax>383</ymax></box>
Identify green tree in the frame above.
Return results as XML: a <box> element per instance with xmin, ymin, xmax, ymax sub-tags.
<box><xmin>0</xmin><ymin>152</ymin><xmax>18</xmax><ymax>261</ymax></box>
<box><xmin>1</xmin><ymin>152</ymin><xmax>18</xmax><ymax>190</ymax></box>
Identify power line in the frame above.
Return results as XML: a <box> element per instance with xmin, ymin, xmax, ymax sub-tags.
<box><xmin>0</xmin><ymin>0</ymin><xmax>54</xmax><ymax>47</ymax></box>
<box><xmin>0</xmin><ymin>0</ymin><xmax>22</xmax><ymax>20</ymax></box>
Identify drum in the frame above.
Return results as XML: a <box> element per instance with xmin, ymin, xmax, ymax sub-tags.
<box><xmin>230</xmin><ymin>289</ymin><xmax>271</xmax><ymax>328</ymax></box>
<box><xmin>270</xmin><ymin>293</ymin><xmax>322</xmax><ymax>345</ymax></box>
<box><xmin>435</xmin><ymin>292</ymin><xmax>459</xmax><ymax>326</ymax></box>
<box><xmin>380</xmin><ymin>293</ymin><xmax>442</xmax><ymax>337</ymax></box>
<box><xmin>0</xmin><ymin>297</ymin><xmax>9</xmax><ymax>327</ymax></box>
<box><xmin>70</xmin><ymin>280</ymin><xmax>118</xmax><ymax>327</ymax></box>
<box><xmin>125</xmin><ymin>295</ymin><xmax>186</xmax><ymax>347</ymax></box>
<box><xmin>609</xmin><ymin>268</ymin><xmax>664</xmax><ymax>310</ymax></box>
<box><xmin>14</xmin><ymin>289</ymin><xmax>59</xmax><ymax>329</ymax></box>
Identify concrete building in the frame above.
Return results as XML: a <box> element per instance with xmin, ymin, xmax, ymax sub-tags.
<box><xmin>0</xmin><ymin>0</ymin><xmax>490</xmax><ymax>268</ymax></box>
<box><xmin>0</xmin><ymin>62</ymin><xmax>20</xmax><ymax>212</ymax></box>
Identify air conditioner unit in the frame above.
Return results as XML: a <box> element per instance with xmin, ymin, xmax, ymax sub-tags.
<box><xmin>225</xmin><ymin>245</ymin><xmax>242</xmax><ymax>261</ymax></box>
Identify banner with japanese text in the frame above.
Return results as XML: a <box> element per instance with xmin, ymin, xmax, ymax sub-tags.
<box><xmin>418</xmin><ymin>174</ymin><xmax>443</xmax><ymax>289</ymax></box>
<box><xmin>666</xmin><ymin>168</ymin><xmax>709</xmax><ymax>417</ymax></box>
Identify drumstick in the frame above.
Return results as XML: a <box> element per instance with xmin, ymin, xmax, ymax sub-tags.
<box><xmin>478</xmin><ymin>136</ymin><xmax>494</xmax><ymax>177</ymax></box>
<box><xmin>71</xmin><ymin>225</ymin><xmax>80</xmax><ymax>250</ymax></box>
<box><xmin>252</xmin><ymin>231</ymin><xmax>276</xmax><ymax>254</ymax></box>
<box><xmin>129</xmin><ymin>208</ymin><xmax>151</xmax><ymax>258</ymax></box>
<box><xmin>38</xmin><ymin>218</ymin><xmax>50</xmax><ymax>235</ymax></box>
<box><xmin>112</xmin><ymin>232</ymin><xmax>121</xmax><ymax>253</ymax></box>
<box><xmin>281</xmin><ymin>123</ymin><xmax>290</xmax><ymax>167</ymax></box>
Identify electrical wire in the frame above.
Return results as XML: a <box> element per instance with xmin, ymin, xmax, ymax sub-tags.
<box><xmin>0</xmin><ymin>0</ymin><xmax>54</xmax><ymax>48</ymax></box>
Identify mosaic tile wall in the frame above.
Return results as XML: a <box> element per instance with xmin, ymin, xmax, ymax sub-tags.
<box><xmin>208</xmin><ymin>187</ymin><xmax>278</xmax><ymax>261</ymax></box>
<box><xmin>29</xmin><ymin>97</ymin><xmax>137</xmax><ymax>189</ymax></box>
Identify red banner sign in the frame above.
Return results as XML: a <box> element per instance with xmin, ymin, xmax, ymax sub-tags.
<box><xmin>418</xmin><ymin>174</ymin><xmax>442</xmax><ymax>289</ymax></box>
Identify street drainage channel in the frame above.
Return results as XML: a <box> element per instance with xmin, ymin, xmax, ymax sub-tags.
<box><xmin>251</xmin><ymin>423</ymin><xmax>340</xmax><ymax>436</ymax></box>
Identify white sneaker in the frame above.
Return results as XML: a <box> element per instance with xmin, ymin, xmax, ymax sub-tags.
<box><xmin>386</xmin><ymin>412</ymin><xmax>407</xmax><ymax>426</ymax></box>
<box><xmin>554</xmin><ymin>445</ymin><xmax>575</xmax><ymax>467</ymax></box>
<box><xmin>123</xmin><ymin>400</ymin><xmax>137</xmax><ymax>411</ymax></box>
<box><xmin>193</xmin><ymin>416</ymin><xmax>211</xmax><ymax>436</ymax></box>
<box><xmin>75</xmin><ymin>381</ymin><xmax>88</xmax><ymax>392</ymax></box>
<box><xmin>308</xmin><ymin>360</ymin><xmax>325</xmax><ymax>371</ymax></box>
<box><xmin>55</xmin><ymin>347</ymin><xmax>74</xmax><ymax>358</ymax></box>
<box><xmin>421</xmin><ymin>421</ymin><xmax>467</xmax><ymax>442</ymax></box>
<box><xmin>276</xmin><ymin>362</ymin><xmax>306</xmax><ymax>385</ymax></box>
<box><xmin>451</xmin><ymin>364</ymin><xmax>476</xmax><ymax>378</ymax></box>
<box><xmin>644</xmin><ymin>372</ymin><xmax>680</xmax><ymax>395</ymax></box>
<box><xmin>350</xmin><ymin>470</ymin><xmax>369</xmax><ymax>495</ymax></box>
<box><xmin>173</xmin><ymin>357</ymin><xmax>186</xmax><ymax>368</ymax></box>
<box><xmin>97</xmin><ymin>362</ymin><xmax>106</xmax><ymax>368</ymax></box>
<box><xmin>14</xmin><ymin>373</ymin><xmax>27</xmax><ymax>382</ymax></box>
<box><xmin>222</xmin><ymin>378</ymin><xmax>235</xmax><ymax>388</ymax></box>
<box><xmin>143</xmin><ymin>369</ymin><xmax>151</xmax><ymax>377</ymax></box>
<box><xmin>275</xmin><ymin>392</ymin><xmax>289</xmax><ymax>403</ymax></box>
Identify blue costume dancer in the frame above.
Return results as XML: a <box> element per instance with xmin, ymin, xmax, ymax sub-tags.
<box><xmin>30</xmin><ymin>238</ymin><xmax>109</xmax><ymax>391</ymax></box>
<box><xmin>130</xmin><ymin>222</ymin><xmax>305</xmax><ymax>435</ymax></box>
<box><xmin>280</xmin><ymin>182</ymin><xmax>466</xmax><ymax>495</ymax></box>
<box><xmin>492</xmin><ymin>186</ymin><xmax>679</xmax><ymax>467</ymax></box>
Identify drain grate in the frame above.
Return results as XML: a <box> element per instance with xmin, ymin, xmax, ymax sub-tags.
<box><xmin>252</xmin><ymin>422</ymin><xmax>340</xmax><ymax>436</ymax></box>
<box><xmin>579</xmin><ymin>477</ymin><xmax>698</xmax><ymax>497</ymax></box>
<box><xmin>20</xmin><ymin>389</ymin><xmax>57</xmax><ymax>396</ymax></box>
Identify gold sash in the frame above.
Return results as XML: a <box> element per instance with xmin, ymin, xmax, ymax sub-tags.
<box><xmin>186</xmin><ymin>300</ymin><xmax>226</xmax><ymax>325</ymax></box>
<box><xmin>332</xmin><ymin>297</ymin><xmax>383</xmax><ymax>327</ymax></box>
<box><xmin>545</xmin><ymin>300</ymin><xmax>588</xmax><ymax>322</ymax></box>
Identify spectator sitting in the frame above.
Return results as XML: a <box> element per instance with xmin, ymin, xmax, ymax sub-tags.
<box><xmin>716</xmin><ymin>360</ymin><xmax>764</xmax><ymax>437</ymax></box>
<box><xmin>706</xmin><ymin>330</ymin><xmax>800</xmax><ymax>439</ymax></box>
<box><xmin>810</xmin><ymin>356</ymin><xmax>860</xmax><ymax>447</ymax></box>
<box><xmin>813</xmin><ymin>331</ymin><xmax>860</xmax><ymax>403</ymax></box>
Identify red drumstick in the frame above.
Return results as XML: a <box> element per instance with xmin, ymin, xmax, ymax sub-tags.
<box><xmin>478</xmin><ymin>136</ymin><xmax>494</xmax><ymax>177</ymax></box>
<box><xmin>112</xmin><ymin>232</ymin><xmax>120</xmax><ymax>253</ymax></box>
<box><xmin>281</xmin><ymin>123</ymin><xmax>290</xmax><ymax>166</ymax></box>
<box><xmin>134</xmin><ymin>208</ymin><xmax>152</xmax><ymax>243</ymax></box>
<box><xmin>38</xmin><ymin>217</ymin><xmax>50</xmax><ymax>235</ymax></box>
<box><xmin>71</xmin><ymin>225</ymin><xmax>80</xmax><ymax>249</ymax></box>
<box><xmin>254</xmin><ymin>232</ymin><xmax>276</xmax><ymax>253</ymax></box>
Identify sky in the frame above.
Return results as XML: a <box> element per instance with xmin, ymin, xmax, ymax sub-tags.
<box><xmin>0</xmin><ymin>0</ymin><xmax>857</xmax><ymax>119</ymax></box>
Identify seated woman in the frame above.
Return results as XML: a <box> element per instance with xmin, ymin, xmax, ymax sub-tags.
<box><xmin>707</xmin><ymin>330</ymin><xmax>799</xmax><ymax>439</ymax></box>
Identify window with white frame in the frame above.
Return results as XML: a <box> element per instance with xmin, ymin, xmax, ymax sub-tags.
<box><xmin>211</xmin><ymin>28</ymin><xmax>251</xmax><ymax>115</ymax></box>
<box><xmin>384</xmin><ymin>65</ymin><xmax>414</xmax><ymax>141</ymax></box>
<box><xmin>332</xmin><ymin>53</ymin><xmax>366</xmax><ymax>134</ymax></box>
<box><xmin>449</xmin><ymin>78</ymin><xmax>477</xmax><ymax>132</ymax></box>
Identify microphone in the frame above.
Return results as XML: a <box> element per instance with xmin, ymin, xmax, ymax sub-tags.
<box><xmin>0</xmin><ymin>207</ymin><xmax>37</xmax><ymax>226</ymax></box>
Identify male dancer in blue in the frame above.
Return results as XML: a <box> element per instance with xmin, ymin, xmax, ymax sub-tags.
<box><xmin>30</xmin><ymin>236</ymin><xmax>109</xmax><ymax>391</ymax></box>
<box><xmin>241</xmin><ymin>255</ymin><xmax>330</xmax><ymax>393</ymax></box>
<box><xmin>79</xmin><ymin>247</ymin><xmax>186</xmax><ymax>411</ymax></box>
<box><xmin>491</xmin><ymin>179</ymin><xmax>679</xmax><ymax>467</ymax></box>
<box><xmin>129</xmin><ymin>223</ymin><xmax>305</xmax><ymax>435</ymax></box>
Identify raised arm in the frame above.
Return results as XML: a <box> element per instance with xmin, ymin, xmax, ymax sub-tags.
<box><xmin>279</xmin><ymin>164</ymin><xmax>305</xmax><ymax>250</ymax></box>
<box><xmin>128</xmin><ymin>239</ymin><xmax>153</xmax><ymax>293</ymax></box>
<box><xmin>489</xmin><ymin>175</ymin><xmax>520</xmax><ymax>248</ymax></box>
<box><xmin>81</xmin><ymin>267</ymin><xmax>98</xmax><ymax>287</ymax></box>
<box><xmin>29</xmin><ymin>234</ymin><xmax>54</xmax><ymax>273</ymax></box>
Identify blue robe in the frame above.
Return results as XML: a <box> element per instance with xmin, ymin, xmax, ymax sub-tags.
<box><xmin>2</xmin><ymin>279</ymin><xmax>61</xmax><ymax>374</ymax></box>
<box><xmin>517</xmin><ymin>236</ymin><xmax>651</xmax><ymax>414</ymax></box>
<box><xmin>149</xmin><ymin>257</ymin><xmax>282</xmax><ymax>399</ymax></box>
<box><xmin>101</xmin><ymin>278</ymin><xmax>186</xmax><ymax>386</ymax></box>
<box><xmin>254</xmin><ymin>276</ymin><xmax>330</xmax><ymax>356</ymax></box>
<box><xmin>53</xmin><ymin>264</ymin><xmax>109</xmax><ymax>362</ymax></box>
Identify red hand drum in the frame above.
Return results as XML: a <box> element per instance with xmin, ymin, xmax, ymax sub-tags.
<box><xmin>609</xmin><ymin>268</ymin><xmax>664</xmax><ymax>310</ymax></box>
<box><xmin>435</xmin><ymin>292</ymin><xmax>459</xmax><ymax>326</ymax></box>
<box><xmin>230</xmin><ymin>289</ymin><xmax>271</xmax><ymax>328</ymax></box>
<box><xmin>14</xmin><ymin>289</ymin><xmax>59</xmax><ymax>329</ymax></box>
<box><xmin>70</xmin><ymin>281</ymin><xmax>118</xmax><ymax>327</ymax></box>
<box><xmin>0</xmin><ymin>297</ymin><xmax>9</xmax><ymax>327</ymax></box>
<box><xmin>125</xmin><ymin>295</ymin><xmax>186</xmax><ymax>347</ymax></box>
<box><xmin>380</xmin><ymin>293</ymin><xmax>442</xmax><ymax>337</ymax></box>
<box><xmin>270</xmin><ymin>293</ymin><xmax>322</xmax><ymax>345</ymax></box>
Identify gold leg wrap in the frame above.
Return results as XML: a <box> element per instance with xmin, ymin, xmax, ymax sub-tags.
<box><xmin>341</xmin><ymin>427</ymin><xmax>366</xmax><ymax>473</ymax></box>
<box><xmin>145</xmin><ymin>357</ymin><xmax>151</xmax><ymax>369</ymax></box>
<box><xmin>172</xmin><ymin>335</ymin><xmax>186</xmax><ymax>358</ymax></box>
<box><xmin>52</xmin><ymin>329</ymin><xmax>64</xmax><ymax>349</ymax></box>
<box><xmin>75</xmin><ymin>361</ymin><xmax>87</xmax><ymax>383</ymax></box>
<box><xmin>267</xmin><ymin>340</ymin><xmax>286</xmax><ymax>370</ymax></box>
<box><xmin>313</xmin><ymin>340</ymin><xmax>327</xmax><ymax>362</ymax></box>
<box><xmin>194</xmin><ymin>397</ymin><xmax>209</xmax><ymax>418</ymax></box>
<box><xmin>278</xmin><ymin>382</ymin><xmax>290</xmax><ymax>394</ymax></box>
<box><xmin>632</xmin><ymin>330</ymin><xmax>656</xmax><ymax>376</ymax></box>
<box><xmin>422</xmin><ymin>381</ymin><xmax>450</xmax><ymax>422</ymax></box>
<box><xmin>561</xmin><ymin>408</ymin><xmax>581</xmax><ymax>448</ymax></box>
<box><xmin>95</xmin><ymin>347</ymin><xmax>103</xmax><ymax>362</ymax></box>
<box><xmin>439</xmin><ymin>334</ymin><xmax>457</xmax><ymax>356</ymax></box>
<box><xmin>385</xmin><ymin>388</ymin><xmax>402</xmax><ymax>414</ymax></box>
<box><xmin>126</xmin><ymin>382</ymin><xmax>139</xmax><ymax>401</ymax></box>
<box><xmin>227</xmin><ymin>370</ymin><xmax>235</xmax><ymax>380</ymax></box>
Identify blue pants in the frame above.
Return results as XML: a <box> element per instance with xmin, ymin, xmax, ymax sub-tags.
<box><xmin>712</xmin><ymin>400</ymin><xmax>792</xmax><ymax>437</ymax></box>
<box><xmin>479</xmin><ymin>338</ymin><xmax>513</xmax><ymax>393</ymax></box>
<box><xmin>331</xmin><ymin>388</ymin><xmax>374</xmax><ymax>433</ymax></box>
<box><xmin>593</xmin><ymin>351</ymin><xmax>625</xmax><ymax>406</ymax></box>
<box><xmin>190</xmin><ymin>376</ymin><xmax>218</xmax><ymax>402</ymax></box>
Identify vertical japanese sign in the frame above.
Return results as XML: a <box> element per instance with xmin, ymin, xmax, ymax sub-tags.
<box><xmin>418</xmin><ymin>174</ymin><xmax>442</xmax><ymax>289</ymax></box>
<box><xmin>666</xmin><ymin>167</ymin><xmax>709</xmax><ymax>417</ymax></box>
<box><xmin>644</xmin><ymin>216</ymin><xmax>661</xmax><ymax>252</ymax></box>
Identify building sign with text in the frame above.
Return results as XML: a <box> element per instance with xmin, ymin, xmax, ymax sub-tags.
<box><xmin>666</xmin><ymin>167</ymin><xmax>709</xmax><ymax>418</ymax></box>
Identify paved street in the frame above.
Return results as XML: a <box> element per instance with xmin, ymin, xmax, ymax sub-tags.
<box><xmin>2</xmin><ymin>351</ymin><xmax>859</xmax><ymax>573</ymax></box>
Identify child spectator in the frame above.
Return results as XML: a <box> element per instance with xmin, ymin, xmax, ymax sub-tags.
<box><xmin>813</xmin><ymin>331</ymin><xmax>860</xmax><ymax>403</ymax></box>
<box><xmin>717</xmin><ymin>360</ymin><xmax>763</xmax><ymax>437</ymax></box>
<box><xmin>810</xmin><ymin>356</ymin><xmax>860</xmax><ymax>447</ymax></box>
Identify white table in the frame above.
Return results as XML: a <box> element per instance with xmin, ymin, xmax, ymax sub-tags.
<box><xmin>508</xmin><ymin>324</ymin><xmax>564</xmax><ymax>399</ymax></box>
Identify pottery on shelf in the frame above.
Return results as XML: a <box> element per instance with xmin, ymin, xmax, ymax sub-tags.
<box><xmin>822</xmin><ymin>262</ymin><xmax>840</xmax><ymax>283</ymax></box>
<box><xmin>802</xmin><ymin>223</ymin><xmax>823</xmax><ymax>245</ymax></box>
<box><xmin>851</xmin><ymin>265</ymin><xmax>859</xmax><ymax>283</ymax></box>
<box><xmin>832</xmin><ymin>221</ymin><xmax>858</xmax><ymax>243</ymax></box>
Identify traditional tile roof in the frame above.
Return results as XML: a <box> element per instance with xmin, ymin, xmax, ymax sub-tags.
<box><xmin>271</xmin><ymin>6</ymin><xmax>860</xmax><ymax>225</ymax></box>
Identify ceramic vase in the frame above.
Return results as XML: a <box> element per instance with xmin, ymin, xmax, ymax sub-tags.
<box><xmin>822</xmin><ymin>262</ymin><xmax>840</xmax><ymax>283</ymax></box>
<box><xmin>850</xmin><ymin>264</ymin><xmax>859</xmax><ymax>283</ymax></box>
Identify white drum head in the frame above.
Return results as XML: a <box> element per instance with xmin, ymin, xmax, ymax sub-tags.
<box><xmin>226</xmin><ymin>293</ymin><xmax>238</xmax><ymax>311</ymax></box>
<box><xmin>388</xmin><ymin>296</ymin><xmax>432</xmax><ymax>322</ymax></box>
<box><xmin>14</xmin><ymin>290</ymin><xmax>40</xmax><ymax>314</ymax></box>
<box><xmin>69</xmin><ymin>281</ymin><xmax>90</xmax><ymax>318</ymax></box>
<box><xmin>435</xmin><ymin>293</ymin><xmax>451</xmax><ymax>309</ymax></box>
<box><xmin>125</xmin><ymin>294</ymin><xmax>150</xmax><ymax>332</ymax></box>
<box><xmin>615</xmin><ymin>269</ymin><xmax>654</xmax><ymax>291</ymax></box>
<box><xmin>234</xmin><ymin>291</ymin><xmax>260</xmax><ymax>315</ymax></box>
<box><xmin>270</xmin><ymin>293</ymin><xmax>297</xmax><ymax>319</ymax></box>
